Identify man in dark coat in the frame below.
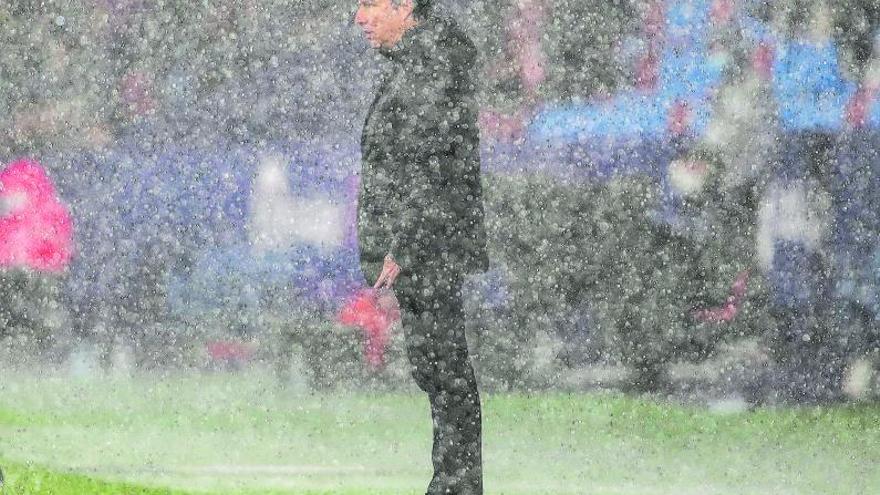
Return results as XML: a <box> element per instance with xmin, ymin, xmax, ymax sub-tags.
<box><xmin>354</xmin><ymin>0</ymin><xmax>488</xmax><ymax>493</ymax></box>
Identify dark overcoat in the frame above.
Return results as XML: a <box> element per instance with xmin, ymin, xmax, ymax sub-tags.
<box><xmin>357</xmin><ymin>14</ymin><xmax>489</xmax><ymax>275</ymax></box>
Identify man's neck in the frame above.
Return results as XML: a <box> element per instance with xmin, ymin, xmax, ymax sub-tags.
<box><xmin>379</xmin><ymin>15</ymin><xmax>424</xmax><ymax>61</ymax></box>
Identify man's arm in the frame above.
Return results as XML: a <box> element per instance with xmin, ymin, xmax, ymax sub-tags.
<box><xmin>385</xmin><ymin>65</ymin><xmax>459</xmax><ymax>269</ymax></box>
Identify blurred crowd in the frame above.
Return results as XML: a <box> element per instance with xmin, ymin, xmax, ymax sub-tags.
<box><xmin>481</xmin><ymin>0</ymin><xmax>880</xmax><ymax>400</ymax></box>
<box><xmin>1</xmin><ymin>1</ymin><xmax>879</xmax><ymax>400</ymax></box>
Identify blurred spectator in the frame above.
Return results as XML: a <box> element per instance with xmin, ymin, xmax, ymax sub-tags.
<box><xmin>0</xmin><ymin>4</ymin><xmax>116</xmax><ymax>156</ymax></box>
<box><xmin>480</xmin><ymin>1</ymin><xmax>548</xmax><ymax>142</ymax></box>
<box><xmin>700</xmin><ymin>4</ymin><xmax>780</xmax><ymax>190</ymax></box>
<box><xmin>540</xmin><ymin>0</ymin><xmax>638</xmax><ymax>102</ymax></box>
<box><xmin>508</xmin><ymin>0</ymin><xmax>548</xmax><ymax>101</ymax></box>
<box><xmin>0</xmin><ymin>159</ymin><xmax>73</xmax><ymax>358</ymax></box>
<box><xmin>632</xmin><ymin>0</ymin><xmax>665</xmax><ymax>91</ymax></box>
<box><xmin>845</xmin><ymin>35</ymin><xmax>880</xmax><ymax>128</ymax></box>
<box><xmin>0</xmin><ymin>160</ymin><xmax>73</xmax><ymax>272</ymax></box>
<box><xmin>829</xmin><ymin>40</ymin><xmax>880</xmax><ymax>364</ymax></box>
<box><xmin>831</xmin><ymin>0</ymin><xmax>880</xmax><ymax>79</ymax></box>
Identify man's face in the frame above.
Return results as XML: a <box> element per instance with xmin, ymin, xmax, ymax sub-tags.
<box><xmin>355</xmin><ymin>0</ymin><xmax>412</xmax><ymax>49</ymax></box>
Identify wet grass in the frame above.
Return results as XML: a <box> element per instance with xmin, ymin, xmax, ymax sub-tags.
<box><xmin>0</xmin><ymin>460</ymin><xmax>190</xmax><ymax>494</ymax></box>
<box><xmin>1</xmin><ymin>369</ymin><xmax>879</xmax><ymax>494</ymax></box>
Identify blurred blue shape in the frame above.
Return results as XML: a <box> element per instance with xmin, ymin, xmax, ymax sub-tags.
<box><xmin>767</xmin><ymin>240</ymin><xmax>824</xmax><ymax>310</ymax></box>
<box><xmin>528</xmin><ymin>92</ymin><xmax>672</xmax><ymax>142</ymax></box>
<box><xmin>529</xmin><ymin>0</ymin><xmax>722</xmax><ymax>145</ymax></box>
<box><xmin>523</xmin><ymin>130</ymin><xmax>685</xmax><ymax>183</ymax></box>
<box><xmin>467</xmin><ymin>265</ymin><xmax>511</xmax><ymax>310</ymax></box>
<box><xmin>871</xmin><ymin>98</ymin><xmax>880</xmax><ymax>129</ymax></box>
<box><xmin>53</xmin><ymin>138</ymin><xmax>364</xmax><ymax>326</ymax></box>
<box><xmin>772</xmin><ymin>41</ymin><xmax>857</xmax><ymax>132</ymax></box>
<box><xmin>658</xmin><ymin>51</ymin><xmax>724</xmax><ymax>100</ymax></box>
<box><xmin>739</xmin><ymin>11</ymin><xmax>771</xmax><ymax>44</ymax></box>
<box><xmin>829</xmin><ymin>131</ymin><xmax>880</xmax><ymax>313</ymax></box>
<box><xmin>666</xmin><ymin>0</ymin><xmax>711</xmax><ymax>49</ymax></box>
<box><xmin>772</xmin><ymin>132</ymin><xmax>821</xmax><ymax>182</ymax></box>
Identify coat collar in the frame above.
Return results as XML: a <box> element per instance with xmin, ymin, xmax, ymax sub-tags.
<box><xmin>378</xmin><ymin>15</ymin><xmax>436</xmax><ymax>65</ymax></box>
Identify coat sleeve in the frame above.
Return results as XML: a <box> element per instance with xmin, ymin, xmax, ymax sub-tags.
<box><xmin>386</xmin><ymin>64</ymin><xmax>460</xmax><ymax>269</ymax></box>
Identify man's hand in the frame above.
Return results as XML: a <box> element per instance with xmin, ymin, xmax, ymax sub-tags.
<box><xmin>373</xmin><ymin>253</ymin><xmax>402</xmax><ymax>289</ymax></box>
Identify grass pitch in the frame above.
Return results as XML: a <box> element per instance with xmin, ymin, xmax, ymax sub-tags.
<box><xmin>1</xmin><ymin>369</ymin><xmax>878</xmax><ymax>494</ymax></box>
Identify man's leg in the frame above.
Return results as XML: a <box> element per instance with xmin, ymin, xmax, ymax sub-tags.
<box><xmin>425</xmin><ymin>347</ymin><xmax>482</xmax><ymax>495</ymax></box>
<box><xmin>396</xmin><ymin>265</ymin><xmax>483</xmax><ymax>495</ymax></box>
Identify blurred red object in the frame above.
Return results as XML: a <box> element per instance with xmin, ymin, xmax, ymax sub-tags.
<box><xmin>338</xmin><ymin>288</ymin><xmax>401</xmax><ymax>370</ymax></box>
<box><xmin>709</xmin><ymin>0</ymin><xmax>735</xmax><ymax>25</ymax></box>
<box><xmin>668</xmin><ymin>100</ymin><xmax>692</xmax><ymax>136</ymax></box>
<box><xmin>752</xmin><ymin>42</ymin><xmax>775</xmax><ymax>80</ymax></box>
<box><xmin>693</xmin><ymin>269</ymin><xmax>751</xmax><ymax>324</ymax></box>
<box><xmin>846</xmin><ymin>86</ymin><xmax>878</xmax><ymax>128</ymax></box>
<box><xmin>510</xmin><ymin>0</ymin><xmax>546</xmax><ymax>97</ymax></box>
<box><xmin>206</xmin><ymin>340</ymin><xmax>255</xmax><ymax>365</ymax></box>
<box><xmin>479</xmin><ymin>109</ymin><xmax>527</xmax><ymax>142</ymax></box>
<box><xmin>635</xmin><ymin>0</ymin><xmax>665</xmax><ymax>91</ymax></box>
<box><xmin>0</xmin><ymin>159</ymin><xmax>73</xmax><ymax>273</ymax></box>
<box><xmin>635</xmin><ymin>51</ymin><xmax>660</xmax><ymax>91</ymax></box>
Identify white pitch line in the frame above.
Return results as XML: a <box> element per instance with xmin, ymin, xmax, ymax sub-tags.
<box><xmin>79</xmin><ymin>464</ymin><xmax>371</xmax><ymax>477</ymax></box>
<box><xmin>175</xmin><ymin>464</ymin><xmax>370</xmax><ymax>475</ymax></box>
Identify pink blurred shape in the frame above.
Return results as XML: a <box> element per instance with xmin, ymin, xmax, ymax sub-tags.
<box><xmin>693</xmin><ymin>269</ymin><xmax>751</xmax><ymax>324</ymax></box>
<box><xmin>752</xmin><ymin>42</ymin><xmax>775</xmax><ymax>81</ymax></box>
<box><xmin>709</xmin><ymin>0</ymin><xmax>735</xmax><ymax>26</ymax></box>
<box><xmin>668</xmin><ymin>100</ymin><xmax>692</xmax><ymax>136</ymax></box>
<box><xmin>845</xmin><ymin>86</ymin><xmax>878</xmax><ymax>128</ymax></box>
<box><xmin>635</xmin><ymin>0</ymin><xmax>665</xmax><ymax>91</ymax></box>
<box><xmin>120</xmin><ymin>70</ymin><xmax>156</xmax><ymax>117</ymax></box>
<box><xmin>635</xmin><ymin>51</ymin><xmax>660</xmax><ymax>91</ymax></box>
<box><xmin>479</xmin><ymin>109</ymin><xmax>527</xmax><ymax>142</ymax></box>
<box><xmin>206</xmin><ymin>340</ymin><xmax>255</xmax><ymax>365</ymax></box>
<box><xmin>0</xmin><ymin>159</ymin><xmax>74</xmax><ymax>273</ymax></box>
<box><xmin>338</xmin><ymin>287</ymin><xmax>401</xmax><ymax>370</ymax></box>
<box><xmin>509</xmin><ymin>0</ymin><xmax>547</xmax><ymax>97</ymax></box>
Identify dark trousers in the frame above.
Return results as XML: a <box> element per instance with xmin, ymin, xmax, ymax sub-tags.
<box><xmin>363</xmin><ymin>261</ymin><xmax>483</xmax><ymax>495</ymax></box>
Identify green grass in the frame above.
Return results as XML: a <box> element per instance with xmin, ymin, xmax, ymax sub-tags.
<box><xmin>1</xmin><ymin>370</ymin><xmax>879</xmax><ymax>494</ymax></box>
<box><xmin>1</xmin><ymin>460</ymin><xmax>190</xmax><ymax>494</ymax></box>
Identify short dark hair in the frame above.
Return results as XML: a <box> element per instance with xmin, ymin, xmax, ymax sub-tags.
<box><xmin>413</xmin><ymin>0</ymin><xmax>433</xmax><ymax>18</ymax></box>
<box><xmin>391</xmin><ymin>0</ymin><xmax>432</xmax><ymax>19</ymax></box>
<box><xmin>394</xmin><ymin>0</ymin><xmax>434</xmax><ymax>19</ymax></box>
